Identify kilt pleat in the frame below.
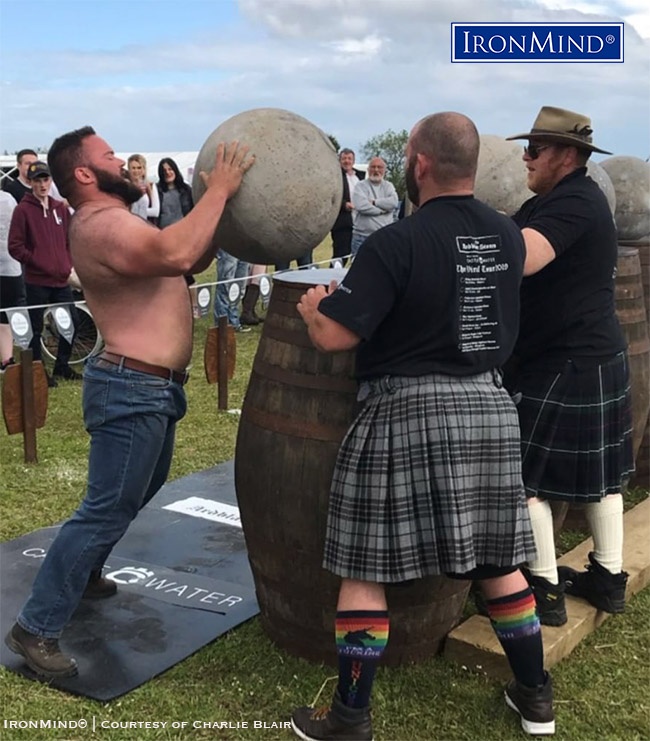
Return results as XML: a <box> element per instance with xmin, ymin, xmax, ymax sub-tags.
<box><xmin>323</xmin><ymin>372</ymin><xmax>537</xmax><ymax>582</ymax></box>
<box><xmin>514</xmin><ymin>352</ymin><xmax>634</xmax><ymax>502</ymax></box>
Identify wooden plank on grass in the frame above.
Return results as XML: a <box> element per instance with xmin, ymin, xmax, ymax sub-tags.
<box><xmin>443</xmin><ymin>497</ymin><xmax>650</xmax><ymax>680</ymax></box>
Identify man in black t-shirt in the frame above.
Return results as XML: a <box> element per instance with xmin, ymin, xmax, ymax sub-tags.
<box><xmin>505</xmin><ymin>107</ymin><xmax>633</xmax><ymax>627</ymax></box>
<box><xmin>290</xmin><ymin>113</ymin><xmax>554</xmax><ymax>741</ymax></box>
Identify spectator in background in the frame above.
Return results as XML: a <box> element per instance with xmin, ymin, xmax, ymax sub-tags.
<box><xmin>0</xmin><ymin>191</ymin><xmax>24</xmax><ymax>371</ymax></box>
<box><xmin>2</xmin><ymin>149</ymin><xmax>39</xmax><ymax>203</ymax></box>
<box><xmin>351</xmin><ymin>157</ymin><xmax>398</xmax><ymax>256</ymax></box>
<box><xmin>330</xmin><ymin>148</ymin><xmax>365</xmax><ymax>265</ymax></box>
<box><xmin>214</xmin><ymin>250</ymin><xmax>251</xmax><ymax>333</ymax></box>
<box><xmin>127</xmin><ymin>154</ymin><xmax>160</xmax><ymax>222</ymax></box>
<box><xmin>156</xmin><ymin>158</ymin><xmax>199</xmax><ymax>317</ymax></box>
<box><xmin>240</xmin><ymin>263</ymin><xmax>267</xmax><ymax>326</ymax></box>
<box><xmin>8</xmin><ymin>162</ymin><xmax>81</xmax><ymax>386</ymax></box>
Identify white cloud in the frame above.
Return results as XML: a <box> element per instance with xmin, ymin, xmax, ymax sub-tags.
<box><xmin>1</xmin><ymin>0</ymin><xmax>648</xmax><ymax>160</ymax></box>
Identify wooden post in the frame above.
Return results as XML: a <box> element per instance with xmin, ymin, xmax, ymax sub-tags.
<box><xmin>20</xmin><ymin>349</ymin><xmax>38</xmax><ymax>463</ymax></box>
<box><xmin>217</xmin><ymin>315</ymin><xmax>229</xmax><ymax>410</ymax></box>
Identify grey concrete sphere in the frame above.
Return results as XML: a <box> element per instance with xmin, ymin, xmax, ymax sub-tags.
<box><xmin>192</xmin><ymin>108</ymin><xmax>342</xmax><ymax>264</ymax></box>
<box><xmin>475</xmin><ymin>135</ymin><xmax>531</xmax><ymax>215</ymax></box>
<box><xmin>600</xmin><ymin>155</ymin><xmax>650</xmax><ymax>241</ymax></box>
<box><xmin>586</xmin><ymin>160</ymin><xmax>616</xmax><ymax>215</ymax></box>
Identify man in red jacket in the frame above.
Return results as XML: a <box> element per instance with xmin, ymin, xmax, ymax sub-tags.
<box><xmin>8</xmin><ymin>161</ymin><xmax>81</xmax><ymax>385</ymax></box>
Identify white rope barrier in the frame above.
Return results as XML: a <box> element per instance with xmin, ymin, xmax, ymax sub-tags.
<box><xmin>0</xmin><ymin>254</ymin><xmax>350</xmax><ymax>316</ymax></box>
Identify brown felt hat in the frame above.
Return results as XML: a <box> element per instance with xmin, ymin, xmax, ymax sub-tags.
<box><xmin>506</xmin><ymin>106</ymin><xmax>612</xmax><ymax>154</ymax></box>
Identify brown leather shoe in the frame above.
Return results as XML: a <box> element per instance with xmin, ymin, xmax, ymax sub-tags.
<box><xmin>82</xmin><ymin>570</ymin><xmax>118</xmax><ymax>599</ymax></box>
<box><xmin>5</xmin><ymin>623</ymin><xmax>77</xmax><ymax>678</ymax></box>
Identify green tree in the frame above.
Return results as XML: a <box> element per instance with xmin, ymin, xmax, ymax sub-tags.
<box><xmin>361</xmin><ymin>128</ymin><xmax>408</xmax><ymax>199</ymax></box>
<box><xmin>327</xmin><ymin>133</ymin><xmax>340</xmax><ymax>153</ymax></box>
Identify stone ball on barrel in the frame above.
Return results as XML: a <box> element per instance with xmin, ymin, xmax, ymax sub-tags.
<box><xmin>192</xmin><ymin>108</ymin><xmax>343</xmax><ymax>265</ymax></box>
<box><xmin>586</xmin><ymin>160</ymin><xmax>616</xmax><ymax>216</ymax></box>
<box><xmin>600</xmin><ymin>155</ymin><xmax>650</xmax><ymax>241</ymax></box>
<box><xmin>475</xmin><ymin>135</ymin><xmax>531</xmax><ymax>216</ymax></box>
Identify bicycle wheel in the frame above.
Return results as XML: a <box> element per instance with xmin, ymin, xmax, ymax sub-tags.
<box><xmin>41</xmin><ymin>304</ymin><xmax>103</xmax><ymax>365</ymax></box>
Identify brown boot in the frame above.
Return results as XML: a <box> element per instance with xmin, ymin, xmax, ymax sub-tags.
<box><xmin>83</xmin><ymin>569</ymin><xmax>118</xmax><ymax>599</ymax></box>
<box><xmin>241</xmin><ymin>284</ymin><xmax>261</xmax><ymax>326</ymax></box>
<box><xmin>5</xmin><ymin>623</ymin><xmax>78</xmax><ymax>678</ymax></box>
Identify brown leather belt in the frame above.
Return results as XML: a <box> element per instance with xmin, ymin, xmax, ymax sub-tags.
<box><xmin>96</xmin><ymin>352</ymin><xmax>189</xmax><ymax>386</ymax></box>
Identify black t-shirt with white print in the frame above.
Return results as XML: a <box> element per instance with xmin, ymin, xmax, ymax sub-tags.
<box><xmin>318</xmin><ymin>195</ymin><xmax>526</xmax><ymax>380</ymax></box>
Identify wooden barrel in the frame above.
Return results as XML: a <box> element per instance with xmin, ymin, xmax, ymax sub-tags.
<box><xmin>615</xmin><ymin>247</ymin><xmax>650</xmax><ymax>462</ymax></box>
<box><xmin>621</xmin><ymin>239</ymin><xmax>650</xmax><ymax>490</ymax></box>
<box><xmin>235</xmin><ymin>270</ymin><xmax>470</xmax><ymax>666</ymax></box>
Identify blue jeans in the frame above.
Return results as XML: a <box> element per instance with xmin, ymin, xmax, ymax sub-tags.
<box><xmin>274</xmin><ymin>248</ymin><xmax>314</xmax><ymax>271</ymax></box>
<box><xmin>17</xmin><ymin>356</ymin><xmax>187</xmax><ymax>638</ymax></box>
<box><xmin>350</xmin><ymin>232</ymin><xmax>367</xmax><ymax>257</ymax></box>
<box><xmin>214</xmin><ymin>250</ymin><xmax>250</xmax><ymax>327</ymax></box>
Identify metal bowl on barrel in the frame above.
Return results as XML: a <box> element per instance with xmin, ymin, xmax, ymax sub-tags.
<box><xmin>192</xmin><ymin>108</ymin><xmax>470</xmax><ymax>665</ymax></box>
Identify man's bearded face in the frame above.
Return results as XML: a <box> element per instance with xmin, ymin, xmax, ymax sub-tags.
<box><xmin>89</xmin><ymin>164</ymin><xmax>143</xmax><ymax>205</ymax></box>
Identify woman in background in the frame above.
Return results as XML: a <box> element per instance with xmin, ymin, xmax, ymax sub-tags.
<box><xmin>127</xmin><ymin>154</ymin><xmax>160</xmax><ymax>222</ymax></box>
<box><xmin>156</xmin><ymin>158</ymin><xmax>199</xmax><ymax>316</ymax></box>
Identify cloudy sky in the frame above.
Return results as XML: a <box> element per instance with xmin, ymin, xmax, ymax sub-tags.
<box><xmin>1</xmin><ymin>0</ymin><xmax>649</xmax><ymax>161</ymax></box>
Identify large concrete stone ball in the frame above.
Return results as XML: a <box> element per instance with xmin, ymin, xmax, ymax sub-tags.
<box><xmin>192</xmin><ymin>108</ymin><xmax>342</xmax><ymax>264</ymax></box>
<box><xmin>586</xmin><ymin>160</ymin><xmax>616</xmax><ymax>215</ymax></box>
<box><xmin>600</xmin><ymin>155</ymin><xmax>650</xmax><ymax>241</ymax></box>
<box><xmin>475</xmin><ymin>135</ymin><xmax>531</xmax><ymax>215</ymax></box>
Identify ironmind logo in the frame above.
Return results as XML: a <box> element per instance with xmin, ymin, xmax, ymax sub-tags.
<box><xmin>451</xmin><ymin>23</ymin><xmax>624</xmax><ymax>63</ymax></box>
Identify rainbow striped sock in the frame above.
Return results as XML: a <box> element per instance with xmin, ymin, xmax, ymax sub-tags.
<box><xmin>336</xmin><ymin>610</ymin><xmax>389</xmax><ymax>708</ymax></box>
<box><xmin>486</xmin><ymin>587</ymin><xmax>545</xmax><ymax>687</ymax></box>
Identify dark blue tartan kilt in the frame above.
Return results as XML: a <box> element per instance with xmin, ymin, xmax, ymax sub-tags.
<box><xmin>323</xmin><ymin>372</ymin><xmax>537</xmax><ymax>583</ymax></box>
<box><xmin>511</xmin><ymin>352</ymin><xmax>634</xmax><ymax>502</ymax></box>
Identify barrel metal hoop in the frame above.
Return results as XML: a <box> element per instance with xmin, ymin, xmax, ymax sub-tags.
<box><xmin>261</xmin><ymin>323</ymin><xmax>319</xmax><ymax>349</ymax></box>
<box><xmin>241</xmin><ymin>404</ymin><xmax>349</xmax><ymax>442</ymax></box>
<box><xmin>252</xmin><ymin>358</ymin><xmax>357</xmax><ymax>394</ymax></box>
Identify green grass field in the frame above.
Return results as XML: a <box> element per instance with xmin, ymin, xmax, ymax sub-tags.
<box><xmin>1</xmin><ymin>241</ymin><xmax>649</xmax><ymax>741</ymax></box>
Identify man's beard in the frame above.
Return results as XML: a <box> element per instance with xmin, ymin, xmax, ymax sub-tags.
<box><xmin>405</xmin><ymin>156</ymin><xmax>420</xmax><ymax>207</ymax></box>
<box><xmin>89</xmin><ymin>165</ymin><xmax>143</xmax><ymax>205</ymax></box>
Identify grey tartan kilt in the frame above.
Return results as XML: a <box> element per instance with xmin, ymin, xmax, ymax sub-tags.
<box><xmin>323</xmin><ymin>371</ymin><xmax>537</xmax><ymax>582</ymax></box>
<box><xmin>509</xmin><ymin>352</ymin><xmax>635</xmax><ymax>502</ymax></box>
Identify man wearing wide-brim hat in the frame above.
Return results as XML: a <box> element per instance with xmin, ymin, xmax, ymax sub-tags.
<box><xmin>503</xmin><ymin>106</ymin><xmax>633</xmax><ymax>626</ymax></box>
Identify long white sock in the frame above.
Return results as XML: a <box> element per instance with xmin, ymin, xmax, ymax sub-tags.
<box><xmin>526</xmin><ymin>499</ymin><xmax>558</xmax><ymax>584</ymax></box>
<box><xmin>585</xmin><ymin>494</ymin><xmax>624</xmax><ymax>574</ymax></box>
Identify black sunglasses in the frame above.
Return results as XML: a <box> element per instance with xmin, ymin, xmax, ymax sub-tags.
<box><xmin>524</xmin><ymin>143</ymin><xmax>553</xmax><ymax>160</ymax></box>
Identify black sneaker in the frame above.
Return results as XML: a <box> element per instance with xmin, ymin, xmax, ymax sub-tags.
<box><xmin>523</xmin><ymin>570</ymin><xmax>568</xmax><ymax>626</ymax></box>
<box><xmin>291</xmin><ymin>690</ymin><xmax>373</xmax><ymax>741</ymax></box>
<box><xmin>4</xmin><ymin>623</ymin><xmax>78</xmax><ymax>678</ymax></box>
<box><xmin>558</xmin><ymin>552</ymin><xmax>628</xmax><ymax>613</ymax></box>
<box><xmin>52</xmin><ymin>366</ymin><xmax>83</xmax><ymax>381</ymax></box>
<box><xmin>0</xmin><ymin>357</ymin><xmax>16</xmax><ymax>373</ymax></box>
<box><xmin>46</xmin><ymin>372</ymin><xmax>58</xmax><ymax>388</ymax></box>
<box><xmin>82</xmin><ymin>570</ymin><xmax>118</xmax><ymax>599</ymax></box>
<box><xmin>505</xmin><ymin>672</ymin><xmax>555</xmax><ymax>736</ymax></box>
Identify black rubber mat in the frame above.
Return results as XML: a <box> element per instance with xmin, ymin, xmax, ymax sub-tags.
<box><xmin>0</xmin><ymin>460</ymin><xmax>259</xmax><ymax>700</ymax></box>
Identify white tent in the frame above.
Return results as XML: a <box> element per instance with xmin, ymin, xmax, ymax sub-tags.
<box><xmin>0</xmin><ymin>152</ymin><xmax>199</xmax><ymax>186</ymax></box>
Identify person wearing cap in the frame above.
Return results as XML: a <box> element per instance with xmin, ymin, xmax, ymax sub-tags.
<box><xmin>504</xmin><ymin>106</ymin><xmax>633</xmax><ymax>625</ymax></box>
<box><xmin>7</xmin><ymin>161</ymin><xmax>82</xmax><ymax>385</ymax></box>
